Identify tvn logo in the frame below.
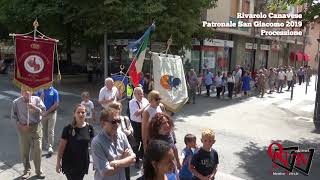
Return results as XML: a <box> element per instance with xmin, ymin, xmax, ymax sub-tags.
<box><xmin>268</xmin><ymin>143</ymin><xmax>315</xmax><ymax>176</ymax></box>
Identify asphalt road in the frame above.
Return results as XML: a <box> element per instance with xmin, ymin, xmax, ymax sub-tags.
<box><xmin>0</xmin><ymin>74</ymin><xmax>319</xmax><ymax>180</ymax></box>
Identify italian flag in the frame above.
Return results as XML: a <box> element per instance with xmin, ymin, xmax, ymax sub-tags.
<box><xmin>128</xmin><ymin>23</ymin><xmax>154</xmax><ymax>87</ymax></box>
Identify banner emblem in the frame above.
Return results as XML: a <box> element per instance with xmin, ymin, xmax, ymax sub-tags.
<box><xmin>24</xmin><ymin>55</ymin><xmax>44</xmax><ymax>74</ymax></box>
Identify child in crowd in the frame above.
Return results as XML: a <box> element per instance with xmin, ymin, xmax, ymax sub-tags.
<box><xmin>190</xmin><ymin>129</ymin><xmax>219</xmax><ymax>180</ymax></box>
<box><xmin>179</xmin><ymin>134</ymin><xmax>197</xmax><ymax>180</ymax></box>
<box><xmin>80</xmin><ymin>92</ymin><xmax>96</xmax><ymax>123</ymax></box>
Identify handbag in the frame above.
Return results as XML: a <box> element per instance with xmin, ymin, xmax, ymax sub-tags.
<box><xmin>123</xmin><ymin>116</ymin><xmax>138</xmax><ymax>147</ymax></box>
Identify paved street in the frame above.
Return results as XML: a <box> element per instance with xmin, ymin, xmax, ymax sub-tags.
<box><xmin>0</xmin><ymin>73</ymin><xmax>319</xmax><ymax>180</ymax></box>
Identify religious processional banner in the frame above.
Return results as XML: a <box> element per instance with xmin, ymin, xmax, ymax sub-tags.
<box><xmin>111</xmin><ymin>75</ymin><xmax>129</xmax><ymax>100</ymax></box>
<box><xmin>14</xmin><ymin>36</ymin><xmax>56</xmax><ymax>91</ymax></box>
<box><xmin>152</xmin><ymin>53</ymin><xmax>188</xmax><ymax>112</ymax></box>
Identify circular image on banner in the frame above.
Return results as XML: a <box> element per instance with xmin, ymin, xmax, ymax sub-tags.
<box><xmin>114</xmin><ymin>80</ymin><xmax>125</xmax><ymax>95</ymax></box>
<box><xmin>24</xmin><ymin>55</ymin><xmax>45</xmax><ymax>74</ymax></box>
<box><xmin>160</xmin><ymin>74</ymin><xmax>181</xmax><ymax>90</ymax></box>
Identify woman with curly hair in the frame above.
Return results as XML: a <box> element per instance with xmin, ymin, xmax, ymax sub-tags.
<box><xmin>149</xmin><ymin>112</ymin><xmax>181</xmax><ymax>172</ymax></box>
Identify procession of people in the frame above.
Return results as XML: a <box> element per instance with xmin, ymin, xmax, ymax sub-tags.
<box><xmin>186</xmin><ymin>65</ymin><xmax>313</xmax><ymax>101</ymax></box>
<box><xmin>10</xmin><ymin>59</ymin><xmax>314</xmax><ymax>180</ymax></box>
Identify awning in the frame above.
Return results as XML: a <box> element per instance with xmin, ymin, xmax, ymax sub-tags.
<box><xmin>290</xmin><ymin>51</ymin><xmax>303</xmax><ymax>61</ymax></box>
<box><xmin>303</xmin><ymin>53</ymin><xmax>310</xmax><ymax>61</ymax></box>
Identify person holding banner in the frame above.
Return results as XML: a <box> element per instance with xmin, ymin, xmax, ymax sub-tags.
<box><xmin>11</xmin><ymin>87</ymin><xmax>46</xmax><ymax>179</ymax></box>
<box><xmin>129</xmin><ymin>87</ymin><xmax>149</xmax><ymax>168</ymax></box>
<box><xmin>99</xmin><ymin>78</ymin><xmax>120</xmax><ymax>109</ymax></box>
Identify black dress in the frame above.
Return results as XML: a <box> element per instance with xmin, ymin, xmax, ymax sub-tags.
<box><xmin>61</xmin><ymin>124</ymin><xmax>94</xmax><ymax>175</ymax></box>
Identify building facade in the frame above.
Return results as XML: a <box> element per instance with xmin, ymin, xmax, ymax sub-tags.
<box><xmin>185</xmin><ymin>0</ymin><xmax>306</xmax><ymax>75</ymax></box>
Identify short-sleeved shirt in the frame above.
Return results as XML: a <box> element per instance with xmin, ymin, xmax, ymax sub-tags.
<box><xmin>235</xmin><ymin>70</ymin><xmax>242</xmax><ymax>82</ymax></box>
<box><xmin>81</xmin><ymin>100</ymin><xmax>94</xmax><ymax>119</ymax></box>
<box><xmin>205</xmin><ymin>72</ymin><xmax>213</xmax><ymax>85</ymax></box>
<box><xmin>129</xmin><ymin>97</ymin><xmax>149</xmax><ymax>123</ymax></box>
<box><xmin>188</xmin><ymin>72</ymin><xmax>198</xmax><ymax>87</ymax></box>
<box><xmin>278</xmin><ymin>71</ymin><xmax>286</xmax><ymax>80</ymax></box>
<box><xmin>35</xmin><ymin>86</ymin><xmax>59</xmax><ymax>111</ymax></box>
<box><xmin>297</xmin><ymin>69</ymin><xmax>305</xmax><ymax>76</ymax></box>
<box><xmin>98</xmin><ymin>86</ymin><xmax>118</xmax><ymax>109</ymax></box>
<box><xmin>191</xmin><ymin>148</ymin><xmax>219</xmax><ymax>179</ymax></box>
<box><xmin>215</xmin><ymin>75</ymin><xmax>223</xmax><ymax>87</ymax></box>
<box><xmin>91</xmin><ymin>130</ymin><xmax>133</xmax><ymax>180</ymax></box>
<box><xmin>11</xmin><ymin>96</ymin><xmax>46</xmax><ymax>125</ymax></box>
<box><xmin>61</xmin><ymin>124</ymin><xmax>94</xmax><ymax>174</ymax></box>
<box><xmin>286</xmin><ymin>71</ymin><xmax>294</xmax><ymax>81</ymax></box>
<box><xmin>179</xmin><ymin>148</ymin><xmax>194</xmax><ymax>179</ymax></box>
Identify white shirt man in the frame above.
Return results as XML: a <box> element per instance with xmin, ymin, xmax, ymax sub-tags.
<box><xmin>278</xmin><ymin>71</ymin><xmax>286</xmax><ymax>80</ymax></box>
<box><xmin>286</xmin><ymin>70</ymin><xmax>294</xmax><ymax>81</ymax></box>
<box><xmin>129</xmin><ymin>88</ymin><xmax>149</xmax><ymax>123</ymax></box>
<box><xmin>99</xmin><ymin>78</ymin><xmax>119</xmax><ymax>109</ymax></box>
<box><xmin>128</xmin><ymin>87</ymin><xmax>149</xmax><ymax>166</ymax></box>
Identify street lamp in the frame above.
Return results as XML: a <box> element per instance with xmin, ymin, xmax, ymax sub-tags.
<box><xmin>314</xmin><ymin>37</ymin><xmax>320</xmax><ymax>130</ymax></box>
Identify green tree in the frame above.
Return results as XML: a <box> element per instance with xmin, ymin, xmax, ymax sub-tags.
<box><xmin>0</xmin><ymin>0</ymin><xmax>218</xmax><ymax>62</ymax></box>
<box><xmin>268</xmin><ymin>0</ymin><xmax>320</xmax><ymax>25</ymax></box>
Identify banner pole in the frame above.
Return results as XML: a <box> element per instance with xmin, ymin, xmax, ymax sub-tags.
<box><xmin>33</xmin><ymin>19</ymin><xmax>39</xmax><ymax>40</ymax></box>
<box><xmin>27</xmin><ymin>91</ymin><xmax>30</xmax><ymax>127</ymax></box>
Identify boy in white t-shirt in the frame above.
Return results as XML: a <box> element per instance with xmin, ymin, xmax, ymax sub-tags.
<box><xmin>81</xmin><ymin>92</ymin><xmax>96</xmax><ymax>123</ymax></box>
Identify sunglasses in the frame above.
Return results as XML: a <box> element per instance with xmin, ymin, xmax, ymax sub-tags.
<box><xmin>155</xmin><ymin>97</ymin><xmax>162</xmax><ymax>101</ymax></box>
<box><xmin>107</xmin><ymin>118</ymin><xmax>121</xmax><ymax>125</ymax></box>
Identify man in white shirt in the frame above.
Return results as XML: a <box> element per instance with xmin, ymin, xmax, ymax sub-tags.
<box><xmin>128</xmin><ymin>87</ymin><xmax>149</xmax><ymax>167</ymax></box>
<box><xmin>98</xmin><ymin>78</ymin><xmax>120</xmax><ymax>109</ymax></box>
<box><xmin>277</xmin><ymin>68</ymin><xmax>286</xmax><ymax>93</ymax></box>
<box><xmin>286</xmin><ymin>67</ymin><xmax>294</xmax><ymax>91</ymax></box>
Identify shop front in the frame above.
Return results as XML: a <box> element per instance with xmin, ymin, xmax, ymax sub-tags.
<box><xmin>191</xmin><ymin>39</ymin><xmax>233</xmax><ymax>74</ymax></box>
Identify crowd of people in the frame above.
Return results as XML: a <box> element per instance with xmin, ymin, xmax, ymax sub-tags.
<box><xmin>11</xmin><ymin>76</ymin><xmax>220</xmax><ymax>180</ymax></box>
<box><xmin>10</xmin><ymin>63</ymin><xmax>313</xmax><ymax>179</ymax></box>
<box><xmin>187</xmin><ymin>65</ymin><xmax>313</xmax><ymax>102</ymax></box>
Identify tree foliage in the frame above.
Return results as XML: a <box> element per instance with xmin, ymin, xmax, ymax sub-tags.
<box><xmin>0</xmin><ymin>0</ymin><xmax>218</xmax><ymax>50</ymax></box>
<box><xmin>267</xmin><ymin>0</ymin><xmax>320</xmax><ymax>25</ymax></box>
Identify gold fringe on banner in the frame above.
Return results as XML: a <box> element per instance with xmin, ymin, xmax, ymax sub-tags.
<box><xmin>12</xmin><ymin>78</ymin><xmax>53</xmax><ymax>93</ymax></box>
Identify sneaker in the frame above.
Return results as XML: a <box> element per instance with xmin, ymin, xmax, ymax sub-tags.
<box><xmin>21</xmin><ymin>172</ymin><xmax>31</xmax><ymax>179</ymax></box>
<box><xmin>48</xmin><ymin>147</ymin><xmax>53</xmax><ymax>154</ymax></box>
<box><xmin>36</xmin><ymin>173</ymin><xmax>45</xmax><ymax>179</ymax></box>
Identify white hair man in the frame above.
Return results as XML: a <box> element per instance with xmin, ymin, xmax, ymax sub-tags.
<box><xmin>128</xmin><ymin>87</ymin><xmax>149</xmax><ymax>167</ymax></box>
<box><xmin>99</xmin><ymin>78</ymin><xmax>120</xmax><ymax>109</ymax></box>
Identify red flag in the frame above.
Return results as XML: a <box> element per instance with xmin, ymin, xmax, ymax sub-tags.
<box><xmin>14</xmin><ymin>36</ymin><xmax>55</xmax><ymax>91</ymax></box>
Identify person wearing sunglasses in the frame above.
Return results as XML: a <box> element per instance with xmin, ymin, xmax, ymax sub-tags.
<box><xmin>108</xmin><ymin>102</ymin><xmax>135</xmax><ymax>180</ymax></box>
<box><xmin>56</xmin><ymin>104</ymin><xmax>95</xmax><ymax>180</ymax></box>
<box><xmin>91</xmin><ymin>107</ymin><xmax>136</xmax><ymax>180</ymax></box>
<box><xmin>142</xmin><ymin>90</ymin><xmax>166</xmax><ymax>153</ymax></box>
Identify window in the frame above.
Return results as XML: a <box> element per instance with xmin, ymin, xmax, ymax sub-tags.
<box><xmin>242</xmin><ymin>0</ymin><xmax>250</xmax><ymax>14</ymax></box>
<box><xmin>191</xmin><ymin>50</ymin><xmax>200</xmax><ymax>73</ymax></box>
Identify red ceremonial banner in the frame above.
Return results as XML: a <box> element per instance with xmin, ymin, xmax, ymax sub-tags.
<box><xmin>14</xmin><ymin>36</ymin><xmax>55</xmax><ymax>91</ymax></box>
